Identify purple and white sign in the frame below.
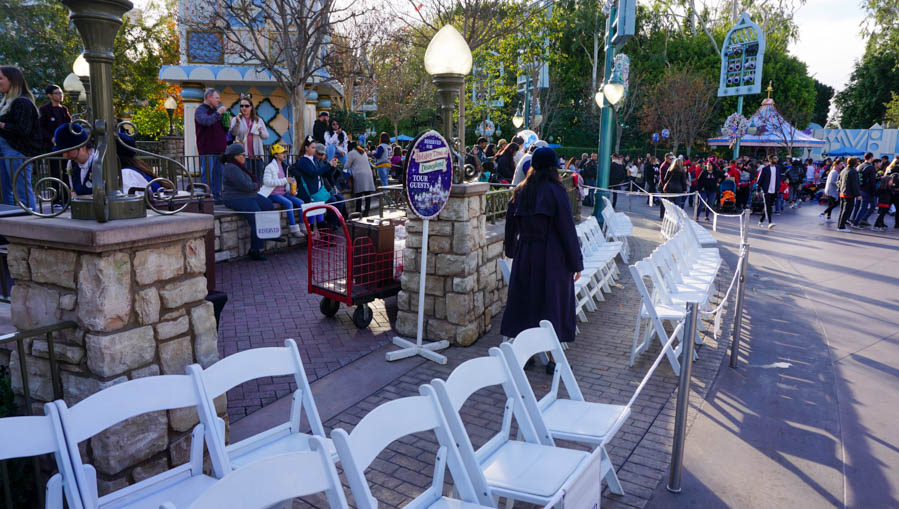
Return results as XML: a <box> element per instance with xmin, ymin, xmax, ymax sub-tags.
<box><xmin>405</xmin><ymin>130</ymin><xmax>453</xmax><ymax>220</ymax></box>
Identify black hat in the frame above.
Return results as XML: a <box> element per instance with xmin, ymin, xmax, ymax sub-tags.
<box><xmin>53</xmin><ymin>123</ymin><xmax>88</xmax><ymax>151</ymax></box>
<box><xmin>531</xmin><ymin>147</ymin><xmax>559</xmax><ymax>170</ymax></box>
<box><xmin>116</xmin><ymin>132</ymin><xmax>137</xmax><ymax>160</ymax></box>
<box><xmin>225</xmin><ymin>143</ymin><xmax>246</xmax><ymax>157</ymax></box>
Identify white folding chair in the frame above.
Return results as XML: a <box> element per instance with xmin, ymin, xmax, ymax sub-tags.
<box><xmin>629</xmin><ymin>263</ymin><xmax>685</xmax><ymax>375</ymax></box>
<box><xmin>430</xmin><ymin>349</ymin><xmax>602</xmax><ymax>508</ymax></box>
<box><xmin>190</xmin><ymin>338</ymin><xmax>331</xmax><ymax>474</ymax></box>
<box><xmin>499</xmin><ymin>321</ymin><xmax>626</xmax><ymax>495</ymax></box>
<box><xmin>160</xmin><ymin>440</ymin><xmax>347</xmax><ymax>509</ymax></box>
<box><xmin>53</xmin><ymin>375</ymin><xmax>221</xmax><ymax>509</ymax></box>
<box><xmin>331</xmin><ymin>391</ymin><xmax>494</xmax><ymax>509</ymax></box>
<box><xmin>0</xmin><ymin>404</ymin><xmax>81</xmax><ymax>509</ymax></box>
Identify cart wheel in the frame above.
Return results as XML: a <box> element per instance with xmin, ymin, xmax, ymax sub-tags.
<box><xmin>352</xmin><ymin>305</ymin><xmax>373</xmax><ymax>328</ymax></box>
<box><xmin>320</xmin><ymin>297</ymin><xmax>340</xmax><ymax>317</ymax></box>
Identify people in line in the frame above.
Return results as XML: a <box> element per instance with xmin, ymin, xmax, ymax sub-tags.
<box><xmin>288</xmin><ymin>136</ymin><xmax>346</xmax><ymax>227</ymax></box>
<box><xmin>837</xmin><ymin>157</ymin><xmax>861</xmax><ymax>232</ymax></box>
<box><xmin>0</xmin><ymin>66</ymin><xmax>41</xmax><ymax>209</ymax></box>
<box><xmin>848</xmin><ymin>152</ymin><xmax>878</xmax><ymax>228</ymax></box>
<box><xmin>260</xmin><ymin>143</ymin><xmax>304</xmax><ymax>236</ymax></box>
<box><xmin>229</xmin><ymin>94</ymin><xmax>269</xmax><ymax>182</ymax></box>
<box><xmin>819</xmin><ymin>160</ymin><xmax>842</xmax><ymax>223</ymax></box>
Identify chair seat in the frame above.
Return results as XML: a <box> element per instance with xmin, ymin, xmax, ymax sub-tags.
<box><xmin>480</xmin><ymin>441</ymin><xmax>588</xmax><ymax>498</ymax></box>
<box><xmin>640</xmin><ymin>303</ymin><xmax>684</xmax><ymax>320</ymax></box>
<box><xmin>427</xmin><ymin>496</ymin><xmax>494</xmax><ymax>509</ymax></box>
<box><xmin>542</xmin><ymin>399</ymin><xmax>626</xmax><ymax>442</ymax></box>
<box><xmin>229</xmin><ymin>433</ymin><xmax>337</xmax><ymax>470</ymax></box>
<box><xmin>101</xmin><ymin>473</ymin><xmax>217</xmax><ymax>509</ymax></box>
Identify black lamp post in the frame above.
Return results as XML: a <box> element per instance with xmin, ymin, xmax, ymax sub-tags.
<box><xmin>164</xmin><ymin>96</ymin><xmax>177</xmax><ymax>136</ymax></box>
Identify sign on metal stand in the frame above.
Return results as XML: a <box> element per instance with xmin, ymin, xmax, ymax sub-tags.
<box><xmin>386</xmin><ymin>130</ymin><xmax>454</xmax><ymax>364</ymax></box>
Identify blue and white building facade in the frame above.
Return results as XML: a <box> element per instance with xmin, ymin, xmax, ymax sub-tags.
<box><xmin>159</xmin><ymin>0</ymin><xmax>342</xmax><ymax>156</ymax></box>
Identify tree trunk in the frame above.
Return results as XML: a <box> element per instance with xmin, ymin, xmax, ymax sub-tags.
<box><xmin>393</xmin><ymin>121</ymin><xmax>399</xmax><ymax>141</ymax></box>
<box><xmin>292</xmin><ymin>86</ymin><xmax>307</xmax><ymax>151</ymax></box>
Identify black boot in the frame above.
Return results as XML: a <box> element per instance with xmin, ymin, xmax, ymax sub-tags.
<box><xmin>248</xmin><ymin>250</ymin><xmax>267</xmax><ymax>261</ymax></box>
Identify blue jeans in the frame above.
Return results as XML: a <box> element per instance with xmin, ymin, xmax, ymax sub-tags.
<box><xmin>268</xmin><ymin>193</ymin><xmax>304</xmax><ymax>226</ymax></box>
<box><xmin>583</xmin><ymin>178</ymin><xmax>596</xmax><ymax>206</ymax></box>
<box><xmin>0</xmin><ymin>137</ymin><xmax>36</xmax><ymax>209</ymax></box>
<box><xmin>200</xmin><ymin>154</ymin><xmax>223</xmax><ymax>201</ymax></box>
<box><xmin>325</xmin><ymin>145</ymin><xmax>346</xmax><ymax>167</ymax></box>
<box><xmin>775</xmin><ymin>194</ymin><xmax>784</xmax><ymax>213</ymax></box>
<box><xmin>672</xmin><ymin>195</ymin><xmax>686</xmax><ymax>209</ymax></box>
<box><xmin>851</xmin><ymin>191</ymin><xmax>877</xmax><ymax>224</ymax></box>
<box><xmin>223</xmin><ymin>194</ymin><xmax>274</xmax><ymax>252</ymax></box>
<box><xmin>376</xmin><ymin>165</ymin><xmax>389</xmax><ymax>187</ymax></box>
<box><xmin>697</xmin><ymin>190</ymin><xmax>716</xmax><ymax>218</ymax></box>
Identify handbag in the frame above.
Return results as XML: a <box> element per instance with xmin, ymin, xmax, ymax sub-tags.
<box><xmin>299</xmin><ymin>173</ymin><xmax>331</xmax><ymax>202</ymax></box>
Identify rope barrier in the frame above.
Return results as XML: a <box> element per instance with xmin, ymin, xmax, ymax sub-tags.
<box><xmin>698</xmin><ymin>248</ymin><xmax>745</xmax><ymax>339</ymax></box>
<box><xmin>625</xmin><ymin>320</ymin><xmax>685</xmax><ymax>410</ymax></box>
<box><xmin>217</xmin><ymin>190</ymin><xmax>390</xmax><ymax>216</ymax></box>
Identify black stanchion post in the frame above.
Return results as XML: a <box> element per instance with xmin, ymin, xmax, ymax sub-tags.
<box><xmin>667</xmin><ymin>301</ymin><xmax>699</xmax><ymax>493</ymax></box>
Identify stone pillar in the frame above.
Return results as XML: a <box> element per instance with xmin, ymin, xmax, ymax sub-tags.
<box><xmin>396</xmin><ymin>182</ymin><xmax>507</xmax><ymax>347</ymax></box>
<box><xmin>0</xmin><ymin>213</ymin><xmax>222</xmax><ymax>495</ymax></box>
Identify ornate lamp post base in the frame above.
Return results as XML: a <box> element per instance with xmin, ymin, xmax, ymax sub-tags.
<box><xmin>71</xmin><ymin>194</ymin><xmax>147</xmax><ymax>220</ymax></box>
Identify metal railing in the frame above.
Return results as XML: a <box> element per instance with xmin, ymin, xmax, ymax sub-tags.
<box><xmin>0</xmin><ymin>321</ymin><xmax>77</xmax><ymax>509</ymax></box>
<box><xmin>485</xmin><ymin>185</ymin><xmax>514</xmax><ymax>224</ymax></box>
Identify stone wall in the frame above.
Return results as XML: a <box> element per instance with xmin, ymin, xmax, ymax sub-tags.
<box><xmin>395</xmin><ymin>183</ymin><xmax>507</xmax><ymax>346</ymax></box>
<box><xmin>213</xmin><ymin>210</ymin><xmax>305</xmax><ymax>262</ymax></box>
<box><xmin>1</xmin><ymin>221</ymin><xmax>223</xmax><ymax>496</ymax></box>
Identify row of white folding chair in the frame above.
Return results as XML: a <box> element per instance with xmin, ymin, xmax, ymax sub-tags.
<box><xmin>660</xmin><ymin>200</ymin><xmax>682</xmax><ymax>239</ymax></box>
<box><xmin>22</xmin><ymin>338</ymin><xmax>331</xmax><ymax>509</ymax></box>
<box><xmin>578</xmin><ymin>218</ymin><xmax>621</xmax><ymax>284</ymax></box>
<box><xmin>663</xmin><ymin>199</ymin><xmax>717</xmax><ymax>247</ymax></box>
<box><xmin>0</xmin><ymin>404</ymin><xmax>80</xmax><ymax>509</ymax></box>
<box><xmin>600</xmin><ymin>197</ymin><xmax>632</xmax><ymax>263</ymax></box>
<box><xmin>582</xmin><ymin>215</ymin><xmax>625</xmax><ymax>268</ymax></box>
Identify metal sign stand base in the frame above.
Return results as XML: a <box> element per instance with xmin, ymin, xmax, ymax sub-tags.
<box><xmin>387</xmin><ymin>219</ymin><xmax>449</xmax><ymax>364</ymax></box>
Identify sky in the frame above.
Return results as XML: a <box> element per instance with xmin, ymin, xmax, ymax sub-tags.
<box><xmin>133</xmin><ymin>0</ymin><xmax>868</xmax><ymax>93</ymax></box>
<box><xmin>790</xmin><ymin>0</ymin><xmax>867</xmax><ymax>92</ymax></box>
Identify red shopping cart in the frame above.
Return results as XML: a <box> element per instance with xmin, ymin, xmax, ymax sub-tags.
<box><xmin>302</xmin><ymin>204</ymin><xmax>404</xmax><ymax>328</ymax></box>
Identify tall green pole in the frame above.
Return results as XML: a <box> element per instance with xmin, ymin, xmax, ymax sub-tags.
<box><xmin>593</xmin><ymin>6</ymin><xmax>617</xmax><ymax>223</ymax></box>
<box><xmin>732</xmin><ymin>96</ymin><xmax>744</xmax><ymax>160</ymax></box>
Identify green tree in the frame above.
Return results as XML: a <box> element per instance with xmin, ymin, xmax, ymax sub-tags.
<box><xmin>112</xmin><ymin>5</ymin><xmax>180</xmax><ymax>115</ymax></box>
<box><xmin>0</xmin><ymin>0</ymin><xmax>80</xmax><ymax>98</ymax></box>
<box><xmin>834</xmin><ymin>44</ymin><xmax>899</xmax><ymax>128</ymax></box>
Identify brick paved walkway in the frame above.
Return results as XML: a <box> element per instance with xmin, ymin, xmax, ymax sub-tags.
<box><xmin>215</xmin><ymin>248</ymin><xmax>398</xmax><ymax>423</ymax></box>
<box><xmin>250</xmin><ymin>204</ymin><xmax>739</xmax><ymax>509</ymax></box>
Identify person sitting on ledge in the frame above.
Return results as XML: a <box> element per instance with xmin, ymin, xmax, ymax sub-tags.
<box><xmin>221</xmin><ymin>143</ymin><xmax>284</xmax><ymax>262</ymax></box>
<box><xmin>288</xmin><ymin>136</ymin><xmax>345</xmax><ymax>227</ymax></box>
<box><xmin>260</xmin><ymin>143</ymin><xmax>304</xmax><ymax>237</ymax></box>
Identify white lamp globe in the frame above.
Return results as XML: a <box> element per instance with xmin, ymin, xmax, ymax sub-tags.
<box><xmin>512</xmin><ymin>115</ymin><xmax>524</xmax><ymax>129</ymax></box>
<box><xmin>63</xmin><ymin>73</ymin><xmax>84</xmax><ymax>94</ymax></box>
<box><xmin>73</xmin><ymin>54</ymin><xmax>90</xmax><ymax>78</ymax></box>
<box><xmin>603</xmin><ymin>81</ymin><xmax>626</xmax><ymax>106</ymax></box>
<box><xmin>164</xmin><ymin>96</ymin><xmax>178</xmax><ymax>112</ymax></box>
<box><xmin>424</xmin><ymin>25</ymin><xmax>472</xmax><ymax>76</ymax></box>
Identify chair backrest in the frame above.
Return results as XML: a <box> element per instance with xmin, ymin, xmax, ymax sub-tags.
<box><xmin>54</xmin><ymin>374</ymin><xmax>212</xmax><ymax>509</ymax></box>
<box><xmin>0</xmin><ymin>404</ymin><xmax>83</xmax><ymax>509</ymax></box>
<box><xmin>430</xmin><ymin>350</ymin><xmax>550</xmax><ymax>463</ymax></box>
<box><xmin>498</xmin><ymin>320</ymin><xmax>585</xmax><ymax>410</ymax></box>
<box><xmin>634</xmin><ymin>259</ymin><xmax>674</xmax><ymax>306</ymax></box>
<box><xmin>191</xmin><ymin>338</ymin><xmax>325</xmax><ymax>473</ymax></box>
<box><xmin>498</xmin><ymin>258</ymin><xmax>511</xmax><ymax>286</ymax></box>
<box><xmin>331</xmin><ymin>391</ymin><xmax>492</xmax><ymax>509</ymax></box>
<box><xmin>177</xmin><ymin>439</ymin><xmax>347</xmax><ymax>509</ymax></box>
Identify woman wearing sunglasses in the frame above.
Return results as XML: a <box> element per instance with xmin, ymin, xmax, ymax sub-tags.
<box><xmin>229</xmin><ymin>96</ymin><xmax>269</xmax><ymax>181</ymax></box>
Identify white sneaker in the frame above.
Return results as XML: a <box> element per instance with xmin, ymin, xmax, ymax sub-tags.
<box><xmin>837</xmin><ymin>227</ymin><xmax>850</xmax><ymax>232</ymax></box>
<box><xmin>818</xmin><ymin>212</ymin><xmax>826</xmax><ymax>221</ymax></box>
<box><xmin>825</xmin><ymin>217</ymin><xmax>834</xmax><ymax>223</ymax></box>
<box><xmin>758</xmin><ymin>222</ymin><xmax>764</xmax><ymax>228</ymax></box>
<box><xmin>767</xmin><ymin>223</ymin><xmax>776</xmax><ymax>230</ymax></box>
<box><xmin>289</xmin><ymin>224</ymin><xmax>302</xmax><ymax>236</ymax></box>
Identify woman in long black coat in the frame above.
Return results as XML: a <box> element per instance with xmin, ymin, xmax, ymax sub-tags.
<box><xmin>501</xmin><ymin>147</ymin><xmax>584</xmax><ymax>342</ymax></box>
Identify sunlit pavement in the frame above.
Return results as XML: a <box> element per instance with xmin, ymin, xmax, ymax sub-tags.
<box><xmin>647</xmin><ymin>200</ymin><xmax>899</xmax><ymax>508</ymax></box>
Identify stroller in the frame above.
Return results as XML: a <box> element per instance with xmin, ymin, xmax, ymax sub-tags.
<box><xmin>750</xmin><ymin>186</ymin><xmax>765</xmax><ymax>215</ymax></box>
<box><xmin>719</xmin><ymin>178</ymin><xmax>737</xmax><ymax>212</ymax></box>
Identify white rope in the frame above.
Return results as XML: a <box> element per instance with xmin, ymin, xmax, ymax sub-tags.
<box><xmin>583</xmin><ymin>185</ymin><xmax>695</xmax><ymax>198</ymax></box>
<box><xmin>698</xmin><ymin>249</ymin><xmax>745</xmax><ymax>338</ymax></box>
<box><xmin>625</xmin><ymin>320</ymin><xmax>686</xmax><ymax>410</ymax></box>
<box><xmin>220</xmin><ymin>190</ymin><xmax>390</xmax><ymax>216</ymax></box>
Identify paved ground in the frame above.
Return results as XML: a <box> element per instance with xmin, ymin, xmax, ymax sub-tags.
<box><xmin>215</xmin><ymin>248</ymin><xmax>397</xmax><ymax>423</ymax></box>
<box><xmin>223</xmin><ymin>199</ymin><xmax>739</xmax><ymax>509</ymax></box>
<box><xmin>647</xmin><ymin>201</ymin><xmax>899</xmax><ymax>509</ymax></box>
